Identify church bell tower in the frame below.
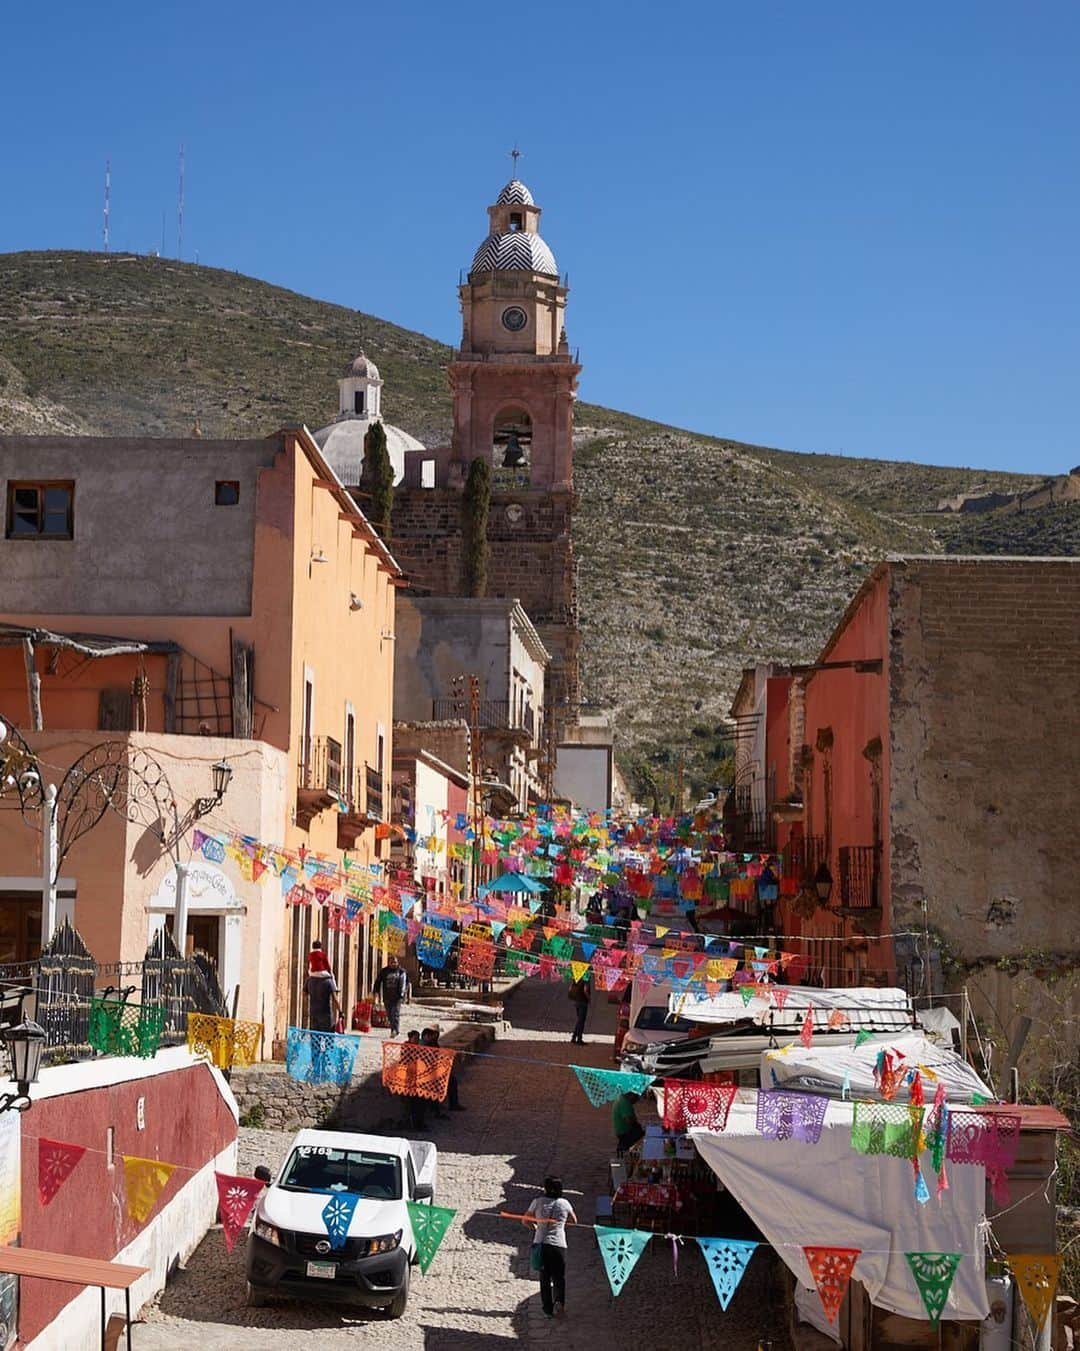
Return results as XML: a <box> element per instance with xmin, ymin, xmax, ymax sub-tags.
<box><xmin>451</xmin><ymin>177</ymin><xmax>580</xmax><ymax>491</ymax></box>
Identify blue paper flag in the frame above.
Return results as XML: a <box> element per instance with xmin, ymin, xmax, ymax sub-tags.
<box><xmin>286</xmin><ymin>1027</ymin><xmax>360</xmax><ymax>1086</ymax></box>
<box><xmin>321</xmin><ymin>1191</ymin><xmax>360</xmax><ymax>1248</ymax></box>
<box><xmin>696</xmin><ymin>1238</ymin><xmax>757</xmax><ymax>1310</ymax></box>
<box><xmin>596</xmin><ymin>1227</ymin><xmax>651</xmax><ymax>1296</ymax></box>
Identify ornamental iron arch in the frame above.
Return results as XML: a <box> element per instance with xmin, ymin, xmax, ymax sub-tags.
<box><xmin>54</xmin><ymin>741</ymin><xmax>181</xmax><ymax>874</ymax></box>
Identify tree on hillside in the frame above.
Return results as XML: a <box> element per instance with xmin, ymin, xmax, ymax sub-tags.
<box><xmin>361</xmin><ymin>421</ymin><xmax>394</xmax><ymax>538</ymax></box>
<box><xmin>461</xmin><ymin>457</ymin><xmax>491</xmax><ymax>596</ymax></box>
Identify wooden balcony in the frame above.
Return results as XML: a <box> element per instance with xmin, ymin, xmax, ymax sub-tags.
<box><xmin>296</xmin><ymin>737</ymin><xmax>342</xmax><ymax>829</ymax></box>
<box><xmin>838</xmin><ymin>844</ymin><xmax>883</xmax><ymax>932</ymax></box>
<box><xmin>335</xmin><ymin>762</ymin><xmax>384</xmax><ymax>848</ymax></box>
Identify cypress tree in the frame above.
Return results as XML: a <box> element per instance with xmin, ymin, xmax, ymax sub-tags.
<box><xmin>361</xmin><ymin>421</ymin><xmax>394</xmax><ymax>537</ymax></box>
<box><xmin>460</xmin><ymin>457</ymin><xmax>491</xmax><ymax>596</ymax></box>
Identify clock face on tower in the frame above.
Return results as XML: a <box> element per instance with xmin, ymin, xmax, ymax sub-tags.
<box><xmin>501</xmin><ymin>306</ymin><xmax>528</xmax><ymax>332</ymax></box>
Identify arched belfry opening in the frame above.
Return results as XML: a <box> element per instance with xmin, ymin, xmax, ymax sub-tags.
<box><xmin>493</xmin><ymin>407</ymin><xmax>532</xmax><ymax>471</ymax></box>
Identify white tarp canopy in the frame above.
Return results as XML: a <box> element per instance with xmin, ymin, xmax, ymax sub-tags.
<box><xmin>762</xmin><ymin>1031</ymin><xmax>993</xmax><ymax>1103</ymax></box>
<box><xmin>671</xmin><ymin>985</ymin><xmax>914</xmax><ymax>1033</ymax></box>
<box><xmin>691</xmin><ymin>1099</ymin><xmax>989</xmax><ymax>1323</ymax></box>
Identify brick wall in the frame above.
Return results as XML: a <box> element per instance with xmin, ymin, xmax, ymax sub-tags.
<box><xmin>391</xmin><ymin>486</ymin><xmax>580</xmax><ymax>713</ymax></box>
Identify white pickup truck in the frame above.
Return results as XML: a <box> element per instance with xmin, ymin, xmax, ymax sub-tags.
<box><xmin>245</xmin><ymin>1128</ymin><xmax>438</xmax><ymax>1318</ymax></box>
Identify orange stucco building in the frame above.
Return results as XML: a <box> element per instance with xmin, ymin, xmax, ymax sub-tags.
<box><xmin>0</xmin><ymin>425</ymin><xmax>400</xmax><ymax>1036</ymax></box>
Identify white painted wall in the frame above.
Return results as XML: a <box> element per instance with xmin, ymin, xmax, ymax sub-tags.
<box><xmin>555</xmin><ymin>744</ymin><xmax>613</xmax><ymax>812</ymax></box>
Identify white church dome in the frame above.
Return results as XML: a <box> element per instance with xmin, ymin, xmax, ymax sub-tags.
<box><xmin>470</xmin><ymin>231</ymin><xmax>558</xmax><ymax>277</ymax></box>
<box><xmin>313</xmin><ymin>418</ymin><xmax>422</xmax><ymax>488</ymax></box>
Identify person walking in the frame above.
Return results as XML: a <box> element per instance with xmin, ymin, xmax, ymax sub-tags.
<box><xmin>523</xmin><ymin>1176</ymin><xmax>577</xmax><ymax>1319</ymax></box>
<box><xmin>303</xmin><ymin>959</ymin><xmax>342</xmax><ymax>1033</ymax></box>
<box><xmin>568</xmin><ymin>973</ymin><xmax>590</xmax><ymax>1044</ymax></box>
<box><xmin>372</xmin><ymin>954</ymin><xmax>410</xmax><ymax>1037</ymax></box>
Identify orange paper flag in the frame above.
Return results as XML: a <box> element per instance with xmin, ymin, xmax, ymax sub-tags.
<box><xmin>804</xmin><ymin>1246</ymin><xmax>860</xmax><ymax>1324</ymax></box>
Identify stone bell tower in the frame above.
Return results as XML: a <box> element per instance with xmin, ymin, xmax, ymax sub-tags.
<box><xmin>390</xmin><ymin>174</ymin><xmax>582</xmax><ymax>737</ymax></box>
<box><xmin>450</xmin><ymin>178</ymin><xmax>580</xmax><ymax>493</ymax></box>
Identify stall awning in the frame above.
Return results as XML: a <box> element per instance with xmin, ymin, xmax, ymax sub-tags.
<box><xmin>690</xmin><ymin>1101</ymin><xmax>990</xmax><ymax>1323</ymax></box>
<box><xmin>762</xmin><ymin>1031</ymin><xmax>993</xmax><ymax>1102</ymax></box>
<box><xmin>670</xmin><ymin>985</ymin><xmax>914</xmax><ymax>1032</ymax></box>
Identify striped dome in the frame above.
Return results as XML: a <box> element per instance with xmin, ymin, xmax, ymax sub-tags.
<box><xmin>496</xmin><ymin>179</ymin><xmax>535</xmax><ymax>206</ymax></box>
<box><xmin>471</xmin><ymin>231</ymin><xmax>558</xmax><ymax>276</ymax></box>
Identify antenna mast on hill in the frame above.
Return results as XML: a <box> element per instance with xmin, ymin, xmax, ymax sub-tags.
<box><xmin>177</xmin><ymin>142</ymin><xmax>185</xmax><ymax>260</ymax></box>
<box><xmin>103</xmin><ymin>160</ymin><xmax>111</xmax><ymax>253</ymax></box>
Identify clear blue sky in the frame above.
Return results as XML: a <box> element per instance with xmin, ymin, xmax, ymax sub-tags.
<box><xmin>3</xmin><ymin>2</ymin><xmax>1078</xmax><ymax>473</ymax></box>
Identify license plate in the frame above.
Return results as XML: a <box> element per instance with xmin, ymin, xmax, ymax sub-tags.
<box><xmin>306</xmin><ymin>1261</ymin><xmax>336</xmax><ymax>1279</ymax></box>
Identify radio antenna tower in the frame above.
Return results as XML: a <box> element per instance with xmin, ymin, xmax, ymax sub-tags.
<box><xmin>103</xmin><ymin>160</ymin><xmax>111</xmax><ymax>253</ymax></box>
<box><xmin>177</xmin><ymin>143</ymin><xmax>185</xmax><ymax>260</ymax></box>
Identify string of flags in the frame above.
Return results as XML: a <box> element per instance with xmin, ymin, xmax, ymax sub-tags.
<box><xmin>502</xmin><ymin>1204</ymin><xmax>1061</xmax><ymax>1331</ymax></box>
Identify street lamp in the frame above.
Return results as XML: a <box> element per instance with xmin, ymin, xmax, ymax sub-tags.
<box><xmin>0</xmin><ymin>1018</ymin><xmax>46</xmax><ymax>1113</ymax></box>
<box><xmin>814</xmin><ymin>863</ymin><xmax>834</xmax><ymax>905</ymax></box>
<box><xmin>194</xmin><ymin>759</ymin><xmax>233</xmax><ymax>819</ymax></box>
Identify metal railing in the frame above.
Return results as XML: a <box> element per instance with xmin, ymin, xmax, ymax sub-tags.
<box><xmin>365</xmin><ymin>764</ymin><xmax>384</xmax><ymax>821</ymax></box>
<box><xmin>431</xmin><ymin>698</ymin><xmax>535</xmax><ymax>735</ymax></box>
<box><xmin>0</xmin><ymin>922</ymin><xmax>227</xmax><ymax>1062</ymax></box>
<box><xmin>299</xmin><ymin>737</ymin><xmax>343</xmax><ymax>797</ymax></box>
<box><xmin>838</xmin><ymin>844</ymin><xmax>882</xmax><ymax>910</ymax></box>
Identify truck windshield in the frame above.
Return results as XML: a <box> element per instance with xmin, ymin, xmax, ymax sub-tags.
<box><xmin>279</xmin><ymin>1147</ymin><xmax>402</xmax><ymax>1199</ymax></box>
<box><xmin>634</xmin><ymin>1006</ymin><xmax>696</xmax><ymax>1032</ymax></box>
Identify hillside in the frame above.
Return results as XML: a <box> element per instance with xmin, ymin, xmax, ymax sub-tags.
<box><xmin>0</xmin><ymin>250</ymin><xmax>1065</xmax><ymax>789</ymax></box>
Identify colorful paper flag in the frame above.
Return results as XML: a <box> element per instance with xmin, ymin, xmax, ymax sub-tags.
<box><xmin>1009</xmin><ymin>1253</ymin><xmax>1062</xmax><ymax>1335</ymax></box>
<box><xmin>407</xmin><ymin>1200</ymin><xmax>456</xmax><ymax>1274</ymax></box>
<box><xmin>905</xmin><ymin>1251</ymin><xmax>962</xmax><ymax>1326</ymax></box>
<box><xmin>215</xmin><ymin>1172</ymin><xmax>266</xmax><ymax>1252</ymax></box>
<box><xmin>572</xmin><ymin>1065</ymin><xmax>654</xmax><ymax>1108</ymax></box>
<box><xmin>596</xmin><ymin>1227</ymin><xmax>651</xmax><ymax>1296</ymax></box>
<box><xmin>697</xmin><ymin>1238</ymin><xmax>756</xmax><ymax>1310</ymax></box>
<box><xmin>322</xmin><ymin>1192</ymin><xmax>360</xmax><ymax>1248</ymax></box>
<box><xmin>803</xmin><ymin>1246</ymin><xmax>860</xmax><ymax>1325</ymax></box>
<box><xmin>123</xmin><ymin>1155</ymin><xmax>178</xmax><ymax>1224</ymax></box>
<box><xmin>37</xmin><ymin>1137</ymin><xmax>86</xmax><ymax>1206</ymax></box>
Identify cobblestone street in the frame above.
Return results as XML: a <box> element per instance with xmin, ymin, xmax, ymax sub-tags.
<box><xmin>140</xmin><ymin>981</ymin><xmax>789</xmax><ymax>1349</ymax></box>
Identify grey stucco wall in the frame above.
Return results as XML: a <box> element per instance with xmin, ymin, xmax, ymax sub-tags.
<box><xmin>0</xmin><ymin>435</ymin><xmax>280</xmax><ymax>615</ymax></box>
<box><xmin>888</xmin><ymin>558</ymin><xmax>1080</xmax><ymax>1058</ymax></box>
<box><xmin>394</xmin><ymin>596</ymin><xmax>511</xmax><ymax>721</ymax></box>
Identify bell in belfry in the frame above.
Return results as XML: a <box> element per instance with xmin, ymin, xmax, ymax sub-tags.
<box><xmin>502</xmin><ymin>431</ymin><xmax>527</xmax><ymax>468</ymax></box>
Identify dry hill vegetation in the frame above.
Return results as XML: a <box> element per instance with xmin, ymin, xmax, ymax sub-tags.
<box><xmin>2</xmin><ymin>251</ymin><xmax>1072</xmax><ymax>791</ymax></box>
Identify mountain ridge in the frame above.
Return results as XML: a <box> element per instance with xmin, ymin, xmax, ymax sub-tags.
<box><xmin>2</xmin><ymin>249</ymin><xmax>1071</xmax><ymax>791</ymax></box>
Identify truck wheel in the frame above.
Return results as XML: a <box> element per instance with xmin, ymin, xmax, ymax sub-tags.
<box><xmin>385</xmin><ymin>1266</ymin><xmax>410</xmax><ymax>1320</ymax></box>
<box><xmin>246</xmin><ymin>1282</ymin><xmax>269</xmax><ymax>1308</ymax></box>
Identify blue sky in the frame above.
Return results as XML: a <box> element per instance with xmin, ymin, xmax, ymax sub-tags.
<box><xmin>3</xmin><ymin>1</ymin><xmax>1077</xmax><ymax>473</ymax></box>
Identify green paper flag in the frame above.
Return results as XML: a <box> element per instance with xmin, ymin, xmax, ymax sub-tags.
<box><xmin>739</xmin><ymin>985</ymin><xmax>757</xmax><ymax>1007</ymax></box>
<box><xmin>407</xmin><ymin>1201</ymin><xmax>456</xmax><ymax>1274</ymax></box>
<box><xmin>971</xmin><ymin>1091</ymin><xmax>991</xmax><ymax>1105</ymax></box>
<box><xmin>854</xmin><ymin>1029</ymin><xmax>874</xmax><ymax>1049</ymax></box>
<box><xmin>596</xmin><ymin>1227</ymin><xmax>651</xmax><ymax>1296</ymax></box>
<box><xmin>905</xmin><ymin>1252</ymin><xmax>962</xmax><ymax>1326</ymax></box>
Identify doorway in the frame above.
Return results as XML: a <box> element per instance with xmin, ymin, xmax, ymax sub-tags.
<box><xmin>0</xmin><ymin>893</ymin><xmax>42</xmax><ymax>964</ymax></box>
<box><xmin>188</xmin><ymin>913</ymin><xmax>222</xmax><ymax>966</ymax></box>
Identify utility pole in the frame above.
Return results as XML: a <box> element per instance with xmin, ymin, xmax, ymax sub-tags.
<box><xmin>103</xmin><ymin>160</ymin><xmax>110</xmax><ymax>253</ymax></box>
<box><xmin>177</xmin><ymin>143</ymin><xmax>185</xmax><ymax>260</ymax></box>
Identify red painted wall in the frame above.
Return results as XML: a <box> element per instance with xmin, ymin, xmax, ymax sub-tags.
<box><xmin>17</xmin><ymin>1062</ymin><xmax>236</xmax><ymax>1345</ymax></box>
<box><xmin>797</xmin><ymin>572</ymin><xmax>893</xmax><ymax>984</ymax></box>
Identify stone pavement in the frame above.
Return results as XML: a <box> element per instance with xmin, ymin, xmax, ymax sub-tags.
<box><xmin>139</xmin><ymin>980</ymin><xmax>790</xmax><ymax>1349</ymax></box>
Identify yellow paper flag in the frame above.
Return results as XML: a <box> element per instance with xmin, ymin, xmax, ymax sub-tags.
<box><xmin>654</xmin><ymin>926</ymin><xmax>669</xmax><ymax>939</ymax></box>
<box><xmin>123</xmin><ymin>1156</ymin><xmax>177</xmax><ymax>1224</ymax></box>
<box><xmin>569</xmin><ymin>962</ymin><xmax>590</xmax><ymax>984</ymax></box>
<box><xmin>1010</xmin><ymin>1253</ymin><xmax>1061</xmax><ymax>1334</ymax></box>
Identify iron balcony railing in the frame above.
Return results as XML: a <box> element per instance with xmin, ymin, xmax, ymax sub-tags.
<box><xmin>838</xmin><ymin>844</ymin><xmax>882</xmax><ymax>910</ymax></box>
<box><xmin>298</xmin><ymin>736</ymin><xmax>343</xmax><ymax>797</ymax></box>
<box><xmin>431</xmin><ymin>699</ymin><xmax>536</xmax><ymax>736</ymax></box>
<box><xmin>365</xmin><ymin>764</ymin><xmax>384</xmax><ymax>821</ymax></box>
